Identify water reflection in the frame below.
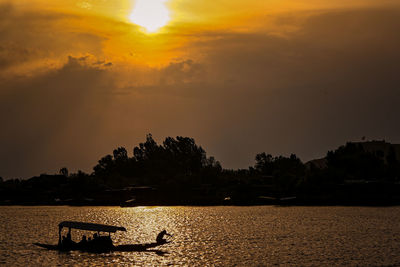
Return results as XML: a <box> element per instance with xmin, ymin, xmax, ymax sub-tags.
<box><xmin>1</xmin><ymin>206</ymin><xmax>400</xmax><ymax>266</ymax></box>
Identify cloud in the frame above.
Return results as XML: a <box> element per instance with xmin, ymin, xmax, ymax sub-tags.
<box><xmin>1</xmin><ymin>4</ymin><xmax>400</xmax><ymax>178</ymax></box>
<box><xmin>159</xmin><ymin>59</ymin><xmax>205</xmax><ymax>84</ymax></box>
<box><xmin>0</xmin><ymin>56</ymin><xmax>115</xmax><ymax>178</ymax></box>
<box><xmin>0</xmin><ymin>2</ymin><xmax>110</xmax><ymax>77</ymax></box>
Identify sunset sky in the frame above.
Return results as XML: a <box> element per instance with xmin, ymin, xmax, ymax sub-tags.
<box><xmin>1</xmin><ymin>0</ymin><xmax>400</xmax><ymax>179</ymax></box>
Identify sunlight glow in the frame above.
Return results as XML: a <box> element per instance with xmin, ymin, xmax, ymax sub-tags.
<box><xmin>129</xmin><ymin>0</ymin><xmax>170</xmax><ymax>33</ymax></box>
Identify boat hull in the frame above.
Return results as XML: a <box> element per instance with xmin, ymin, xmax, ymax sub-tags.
<box><xmin>114</xmin><ymin>241</ymin><xmax>170</xmax><ymax>252</ymax></box>
<box><xmin>34</xmin><ymin>240</ymin><xmax>170</xmax><ymax>253</ymax></box>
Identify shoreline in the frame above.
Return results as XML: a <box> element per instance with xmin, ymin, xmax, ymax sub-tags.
<box><xmin>2</xmin><ymin>202</ymin><xmax>400</xmax><ymax>207</ymax></box>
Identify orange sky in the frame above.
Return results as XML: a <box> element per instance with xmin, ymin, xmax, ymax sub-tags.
<box><xmin>1</xmin><ymin>0</ymin><xmax>400</xmax><ymax>178</ymax></box>
<box><xmin>4</xmin><ymin>0</ymin><xmax>399</xmax><ymax>70</ymax></box>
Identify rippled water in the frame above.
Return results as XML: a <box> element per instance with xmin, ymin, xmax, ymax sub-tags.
<box><xmin>1</xmin><ymin>206</ymin><xmax>400</xmax><ymax>266</ymax></box>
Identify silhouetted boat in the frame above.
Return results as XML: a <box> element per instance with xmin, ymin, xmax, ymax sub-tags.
<box><xmin>34</xmin><ymin>221</ymin><xmax>170</xmax><ymax>253</ymax></box>
<box><xmin>120</xmin><ymin>198</ymin><xmax>137</xmax><ymax>207</ymax></box>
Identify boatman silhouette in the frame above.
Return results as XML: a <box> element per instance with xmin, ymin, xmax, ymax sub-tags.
<box><xmin>156</xmin><ymin>229</ymin><xmax>172</xmax><ymax>243</ymax></box>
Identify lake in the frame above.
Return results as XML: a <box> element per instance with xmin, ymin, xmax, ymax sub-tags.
<box><xmin>1</xmin><ymin>206</ymin><xmax>400</xmax><ymax>266</ymax></box>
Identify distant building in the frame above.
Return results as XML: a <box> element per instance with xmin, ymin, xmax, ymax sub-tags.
<box><xmin>305</xmin><ymin>158</ymin><xmax>328</xmax><ymax>169</ymax></box>
<box><xmin>355</xmin><ymin>140</ymin><xmax>400</xmax><ymax>162</ymax></box>
<box><xmin>305</xmin><ymin>140</ymin><xmax>400</xmax><ymax>169</ymax></box>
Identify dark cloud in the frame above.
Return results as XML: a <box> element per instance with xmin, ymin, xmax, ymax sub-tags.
<box><xmin>0</xmin><ymin>56</ymin><xmax>114</xmax><ymax>178</ymax></box>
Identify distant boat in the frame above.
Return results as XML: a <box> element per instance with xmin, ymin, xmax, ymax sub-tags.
<box><xmin>120</xmin><ymin>198</ymin><xmax>137</xmax><ymax>207</ymax></box>
<box><xmin>34</xmin><ymin>221</ymin><xmax>170</xmax><ymax>253</ymax></box>
<box><xmin>279</xmin><ymin>196</ymin><xmax>297</xmax><ymax>201</ymax></box>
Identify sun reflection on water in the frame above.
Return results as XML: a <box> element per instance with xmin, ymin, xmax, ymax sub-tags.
<box><xmin>3</xmin><ymin>206</ymin><xmax>400</xmax><ymax>266</ymax></box>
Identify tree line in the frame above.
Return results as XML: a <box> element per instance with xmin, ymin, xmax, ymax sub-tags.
<box><xmin>1</xmin><ymin>135</ymin><xmax>400</xmax><ymax>205</ymax></box>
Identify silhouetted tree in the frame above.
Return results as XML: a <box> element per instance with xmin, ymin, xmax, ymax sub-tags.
<box><xmin>255</xmin><ymin>152</ymin><xmax>273</xmax><ymax>175</ymax></box>
<box><xmin>387</xmin><ymin>146</ymin><xmax>397</xmax><ymax>165</ymax></box>
<box><xmin>163</xmin><ymin>136</ymin><xmax>207</xmax><ymax>175</ymax></box>
<box><xmin>59</xmin><ymin>167</ymin><xmax>69</xmax><ymax>177</ymax></box>
<box><xmin>133</xmin><ymin>134</ymin><xmax>161</xmax><ymax>162</ymax></box>
<box><xmin>386</xmin><ymin>145</ymin><xmax>400</xmax><ymax>181</ymax></box>
<box><xmin>113</xmin><ymin>147</ymin><xmax>128</xmax><ymax>162</ymax></box>
<box><xmin>272</xmin><ymin>154</ymin><xmax>304</xmax><ymax>194</ymax></box>
<box><xmin>326</xmin><ymin>142</ymin><xmax>385</xmax><ymax>181</ymax></box>
<box><xmin>204</xmin><ymin>156</ymin><xmax>222</xmax><ymax>170</ymax></box>
<box><xmin>254</xmin><ymin>153</ymin><xmax>305</xmax><ymax>195</ymax></box>
<box><xmin>93</xmin><ymin>154</ymin><xmax>114</xmax><ymax>177</ymax></box>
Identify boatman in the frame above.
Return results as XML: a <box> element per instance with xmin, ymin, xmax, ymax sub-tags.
<box><xmin>156</xmin><ymin>229</ymin><xmax>172</xmax><ymax>243</ymax></box>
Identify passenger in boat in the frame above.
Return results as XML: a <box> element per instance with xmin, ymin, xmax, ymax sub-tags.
<box><xmin>62</xmin><ymin>235</ymin><xmax>72</xmax><ymax>248</ymax></box>
<box><xmin>79</xmin><ymin>235</ymin><xmax>87</xmax><ymax>245</ymax></box>
<box><xmin>156</xmin><ymin>230</ymin><xmax>172</xmax><ymax>243</ymax></box>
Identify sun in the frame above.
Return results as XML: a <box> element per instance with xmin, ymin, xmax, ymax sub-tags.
<box><xmin>129</xmin><ymin>0</ymin><xmax>170</xmax><ymax>33</ymax></box>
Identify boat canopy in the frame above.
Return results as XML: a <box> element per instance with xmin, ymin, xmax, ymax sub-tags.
<box><xmin>59</xmin><ymin>221</ymin><xmax>126</xmax><ymax>233</ymax></box>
